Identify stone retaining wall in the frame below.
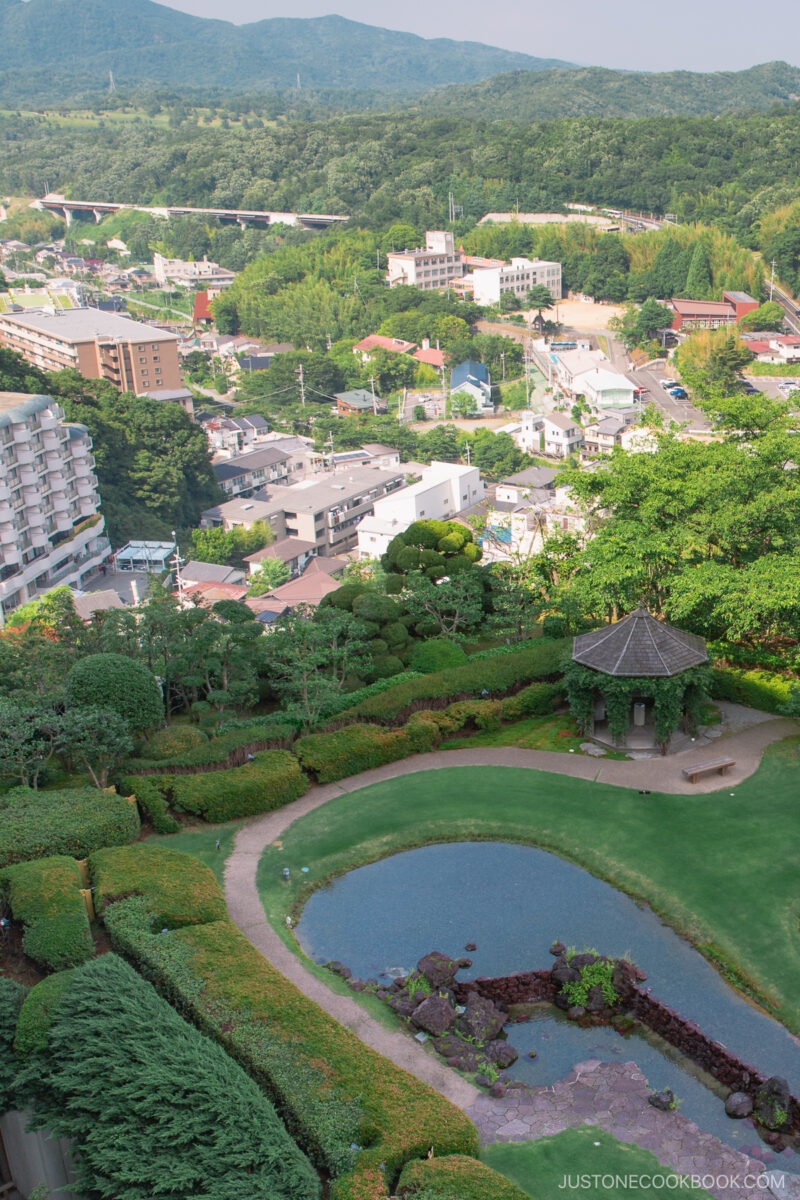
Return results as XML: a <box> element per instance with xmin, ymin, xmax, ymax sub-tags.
<box><xmin>454</xmin><ymin>965</ymin><xmax>800</xmax><ymax>1131</ymax></box>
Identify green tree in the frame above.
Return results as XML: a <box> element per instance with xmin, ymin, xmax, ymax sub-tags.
<box><xmin>402</xmin><ymin>571</ymin><xmax>485</xmax><ymax>639</ymax></box>
<box><xmin>739</xmin><ymin>301</ymin><xmax>785</xmax><ymax>331</ymax></box>
<box><xmin>65</xmin><ymin>654</ymin><xmax>164</xmax><ymax>733</ymax></box>
<box><xmin>263</xmin><ymin>607</ymin><xmax>371</xmax><ymax>729</ymax></box>
<box><xmin>57</xmin><ymin>707</ymin><xmax>133</xmax><ymax>788</ymax></box>
<box><xmin>0</xmin><ymin>700</ymin><xmax>61</xmax><ymax>788</ymax></box>
<box><xmin>684</xmin><ymin>242</ymin><xmax>713</xmax><ymax>299</ymax></box>
<box><xmin>247</xmin><ymin>558</ymin><xmax>291</xmax><ymax>595</ymax></box>
<box><xmin>525</xmin><ymin>284</ymin><xmax>556</xmax><ymax>319</ymax></box>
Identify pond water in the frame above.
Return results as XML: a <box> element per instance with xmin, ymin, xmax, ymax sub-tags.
<box><xmin>296</xmin><ymin>841</ymin><xmax>800</xmax><ymax>1169</ymax></box>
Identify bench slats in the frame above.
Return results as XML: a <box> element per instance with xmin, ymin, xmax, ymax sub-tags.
<box><xmin>682</xmin><ymin>757</ymin><xmax>735</xmax><ymax>782</ymax></box>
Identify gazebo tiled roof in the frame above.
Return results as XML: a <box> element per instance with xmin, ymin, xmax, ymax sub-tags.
<box><xmin>572</xmin><ymin>606</ymin><xmax>707</xmax><ymax>678</ymax></box>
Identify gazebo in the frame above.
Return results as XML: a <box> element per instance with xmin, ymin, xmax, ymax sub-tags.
<box><xmin>567</xmin><ymin>606</ymin><xmax>710</xmax><ymax>753</ymax></box>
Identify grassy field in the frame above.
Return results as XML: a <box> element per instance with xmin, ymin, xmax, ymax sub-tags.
<box><xmin>257</xmin><ymin>740</ymin><xmax>800</xmax><ymax>1030</ymax></box>
<box><xmin>145</xmin><ymin>821</ymin><xmax>241</xmax><ymax>886</ymax></box>
<box><xmin>444</xmin><ymin>712</ymin><xmax>602</xmax><ymax>754</ymax></box>
<box><xmin>483</xmin><ymin>1127</ymin><xmax>713</xmax><ymax>1198</ymax></box>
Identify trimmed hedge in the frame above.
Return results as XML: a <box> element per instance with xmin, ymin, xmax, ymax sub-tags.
<box><xmin>13</xmin><ymin>955</ymin><xmax>321</xmax><ymax>1200</ymax></box>
<box><xmin>295</xmin><ymin>722</ymin><xmax>441</xmax><ymax>784</ymax></box>
<box><xmin>127</xmin><ymin>749</ymin><xmax>308</xmax><ymax>822</ymax></box>
<box><xmin>338</xmin><ymin>639</ymin><xmax>569</xmax><ymax>724</ymax></box>
<box><xmin>397</xmin><ymin>1155</ymin><xmax>529</xmax><ymax>1200</ymax></box>
<box><xmin>707</xmin><ymin>666</ymin><xmax>793</xmax><ymax>715</ymax></box>
<box><xmin>65</xmin><ymin>652</ymin><xmax>163</xmax><ymax>733</ymax></box>
<box><xmin>141</xmin><ymin>724</ymin><xmax>208</xmax><ymax>760</ymax></box>
<box><xmin>90</xmin><ymin>845</ymin><xmax>227</xmax><ymax>928</ymax></box>
<box><xmin>500</xmin><ymin>680</ymin><xmax>566</xmax><ymax>721</ymax></box>
<box><xmin>128</xmin><ymin>720</ymin><xmax>298</xmax><ymax>773</ymax></box>
<box><xmin>119</xmin><ymin>775</ymin><xmax>180</xmax><ymax>834</ymax></box>
<box><xmin>98</xmin><ymin>847</ymin><xmax>478</xmax><ymax>1199</ymax></box>
<box><xmin>409</xmin><ymin>640</ymin><xmax>468</xmax><ymax>674</ymax></box>
<box><xmin>0</xmin><ymin>856</ymin><xmax>93</xmax><ymax>971</ymax></box>
<box><xmin>0</xmin><ymin>787</ymin><xmax>140</xmax><ymax>868</ymax></box>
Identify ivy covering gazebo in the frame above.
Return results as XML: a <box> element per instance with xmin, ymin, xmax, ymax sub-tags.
<box><xmin>566</xmin><ymin>606</ymin><xmax>710</xmax><ymax>754</ymax></box>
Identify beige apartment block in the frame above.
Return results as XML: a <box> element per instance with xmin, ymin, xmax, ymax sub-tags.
<box><xmin>0</xmin><ymin>309</ymin><xmax>182</xmax><ymax>393</ymax></box>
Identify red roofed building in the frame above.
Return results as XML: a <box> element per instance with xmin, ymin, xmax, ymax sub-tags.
<box><xmin>412</xmin><ymin>343</ymin><xmax>446</xmax><ymax>369</ymax></box>
<box><xmin>668</xmin><ymin>290</ymin><xmax>758</xmax><ymax>331</ymax></box>
<box><xmin>193</xmin><ymin>291</ymin><xmax>214</xmax><ymax>326</ymax></box>
<box><xmin>353</xmin><ymin>334</ymin><xmax>416</xmax><ymax>362</ymax></box>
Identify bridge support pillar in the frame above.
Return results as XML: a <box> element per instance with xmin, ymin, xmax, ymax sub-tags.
<box><xmin>63</xmin><ymin>208</ymin><xmax>72</xmax><ymax>227</ymax></box>
<box><xmin>93</xmin><ymin>209</ymin><xmax>103</xmax><ymax>223</ymax></box>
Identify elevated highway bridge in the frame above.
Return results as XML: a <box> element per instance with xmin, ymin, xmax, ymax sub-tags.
<box><xmin>31</xmin><ymin>195</ymin><xmax>348</xmax><ymax>230</ymax></box>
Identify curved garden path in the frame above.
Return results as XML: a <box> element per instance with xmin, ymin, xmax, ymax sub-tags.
<box><xmin>223</xmin><ymin>714</ymin><xmax>799</xmax><ymax>1194</ymax></box>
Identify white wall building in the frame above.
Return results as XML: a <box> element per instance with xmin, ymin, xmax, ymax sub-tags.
<box><xmin>152</xmin><ymin>253</ymin><xmax>236</xmax><ymax>289</ymax></box>
<box><xmin>543</xmin><ymin>413</ymin><xmax>585</xmax><ymax>458</ymax></box>
<box><xmin>472</xmin><ymin>257</ymin><xmax>561</xmax><ymax>306</ymax></box>
<box><xmin>357</xmin><ymin>461</ymin><xmax>483</xmax><ymax>559</ymax></box>
<box><xmin>572</xmin><ymin>367</ymin><xmax>637</xmax><ymax>410</ymax></box>
<box><xmin>0</xmin><ymin>392</ymin><xmax>110</xmax><ymax>623</ymax></box>
<box><xmin>386</xmin><ymin>231</ymin><xmax>465</xmax><ymax>291</ymax></box>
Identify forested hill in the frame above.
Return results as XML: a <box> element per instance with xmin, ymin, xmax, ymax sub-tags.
<box><xmin>0</xmin><ymin>0</ymin><xmax>570</xmax><ymax>93</ymax></box>
<box><xmin>423</xmin><ymin>61</ymin><xmax>800</xmax><ymax>119</ymax></box>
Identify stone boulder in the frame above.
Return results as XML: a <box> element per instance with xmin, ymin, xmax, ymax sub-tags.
<box><xmin>755</xmin><ymin>1077</ymin><xmax>792</xmax><ymax>1131</ymax></box>
<box><xmin>571</xmin><ymin>952</ymin><xmax>600</xmax><ymax>970</ymax></box>
<box><xmin>457</xmin><ymin>992</ymin><xmax>506</xmax><ymax>1044</ymax></box>
<box><xmin>567</xmin><ymin>1005</ymin><xmax>586</xmax><ymax>1021</ymax></box>
<box><xmin>388</xmin><ymin>996</ymin><xmax>419</xmax><ymax>1019</ymax></box>
<box><xmin>417</xmin><ymin>951</ymin><xmax>459</xmax><ymax>989</ymax></box>
<box><xmin>550</xmin><ymin>941</ymin><xmax>567</xmax><ymax>957</ymax></box>
<box><xmin>585</xmin><ymin>984</ymin><xmax>608</xmax><ymax>1013</ymax></box>
<box><xmin>551</xmin><ymin>961</ymin><xmax>581</xmax><ymax>987</ymax></box>
<box><xmin>485</xmin><ymin>1040</ymin><xmax>519</xmax><ymax>1068</ymax></box>
<box><xmin>327</xmin><ymin>961</ymin><xmax>351</xmax><ymax>978</ymax></box>
<box><xmin>725</xmin><ymin>1092</ymin><xmax>754</xmax><ymax>1119</ymax></box>
<box><xmin>648</xmin><ymin>1089</ymin><xmax>676</xmax><ymax>1112</ymax></box>
<box><xmin>411</xmin><ymin>993</ymin><xmax>456</xmax><ymax>1036</ymax></box>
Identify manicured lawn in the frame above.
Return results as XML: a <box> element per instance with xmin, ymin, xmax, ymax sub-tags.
<box><xmin>257</xmin><ymin>740</ymin><xmax>800</xmax><ymax>1030</ymax></box>
<box><xmin>145</xmin><ymin>821</ymin><xmax>241</xmax><ymax>886</ymax></box>
<box><xmin>483</xmin><ymin>1127</ymin><xmax>713</xmax><ymax>1198</ymax></box>
<box><xmin>443</xmin><ymin>712</ymin><xmax>630</xmax><ymax>756</ymax></box>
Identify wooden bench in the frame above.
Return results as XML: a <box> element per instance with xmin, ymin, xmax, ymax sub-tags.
<box><xmin>682</xmin><ymin>757</ymin><xmax>735</xmax><ymax>784</ymax></box>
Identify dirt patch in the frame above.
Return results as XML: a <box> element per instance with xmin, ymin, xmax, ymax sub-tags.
<box><xmin>0</xmin><ymin>921</ymin><xmax>46</xmax><ymax>988</ymax></box>
<box><xmin>541</xmin><ymin>297</ymin><xmax>626</xmax><ymax>331</ymax></box>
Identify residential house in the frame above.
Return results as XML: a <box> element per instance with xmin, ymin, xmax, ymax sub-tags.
<box><xmin>153</xmin><ymin>253</ymin><xmax>236</xmax><ymax>290</ymax></box>
<box><xmin>572</xmin><ymin>367</ymin><xmax>637</xmax><ymax>411</ymax></box>
<box><xmin>495</xmin><ymin>465</ymin><xmax>558</xmax><ymax>505</ymax></box>
<box><xmin>330</xmin><ymin>444</ymin><xmax>401</xmax><ymax>472</ymax></box>
<box><xmin>335</xmin><ymin>389</ymin><xmax>386</xmax><ymax>416</ymax></box>
<box><xmin>353</xmin><ymin>334</ymin><xmax>415</xmax><ymax>361</ymax></box>
<box><xmin>246</xmin><ymin>557</ymin><xmax>346</xmax><ymax>618</ymax></box>
<box><xmin>180</xmin><ymin>561</ymin><xmax>246</xmax><ymax>589</ymax></box>
<box><xmin>741</xmin><ymin>335</ymin><xmax>800</xmax><ymax>364</ymax></box>
<box><xmin>244</xmin><ymin>537</ymin><xmax>318</xmax><ymax>580</ymax></box>
<box><xmin>543</xmin><ymin>413</ymin><xmax>584</xmax><ymax>458</ymax></box>
<box><xmin>511</xmin><ymin>410</ymin><xmax>545</xmax><ymax>455</ymax></box>
<box><xmin>356</xmin><ymin>461</ymin><xmax>483</xmax><ymax>558</ymax></box>
<box><xmin>582</xmin><ymin>416</ymin><xmax>626</xmax><ymax>455</ymax></box>
<box><xmin>204</xmin><ymin>414</ymin><xmax>270</xmax><ymax>457</ymax></box>
<box><xmin>450</xmin><ymin>360</ymin><xmax>493</xmax><ymax>414</ymax></box>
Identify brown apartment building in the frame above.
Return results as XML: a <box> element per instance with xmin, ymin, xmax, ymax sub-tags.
<box><xmin>0</xmin><ymin>309</ymin><xmax>182</xmax><ymax>393</ymax></box>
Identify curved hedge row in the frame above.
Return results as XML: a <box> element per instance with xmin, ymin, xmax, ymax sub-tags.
<box><xmin>336</xmin><ymin>638</ymin><xmax>569</xmax><ymax>725</ymax></box>
<box><xmin>0</xmin><ymin>856</ymin><xmax>93</xmax><ymax>971</ymax></box>
<box><xmin>126</xmin><ymin>749</ymin><xmax>308</xmax><ymax>823</ymax></box>
<box><xmin>97</xmin><ymin>849</ymin><xmax>479</xmax><ymax>1199</ymax></box>
<box><xmin>128</xmin><ymin>719</ymin><xmax>298</xmax><ymax>774</ymax></box>
<box><xmin>295</xmin><ymin>721</ymin><xmax>441</xmax><ymax>784</ymax></box>
<box><xmin>397</xmin><ymin>1154</ymin><xmax>530</xmax><ymax>1200</ymax></box>
<box><xmin>0</xmin><ymin>787</ymin><xmax>140</xmax><ymax>869</ymax></box>
<box><xmin>90</xmin><ymin>844</ymin><xmax>227</xmax><ymax>928</ymax></box>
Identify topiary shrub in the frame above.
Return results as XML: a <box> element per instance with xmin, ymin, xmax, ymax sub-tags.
<box><xmin>352</xmin><ymin>593</ymin><xmax>400</xmax><ymax>624</ymax></box>
<box><xmin>90</xmin><ymin>844</ymin><xmax>227</xmax><ymax>928</ymax></box>
<box><xmin>369</xmin><ymin>653</ymin><xmax>405</xmax><ymax>680</ymax></box>
<box><xmin>381</xmin><ymin>620</ymin><xmax>409</xmax><ymax>647</ymax></box>
<box><xmin>446</xmin><ymin>699</ymin><xmax>503</xmax><ymax>732</ymax></box>
<box><xmin>1</xmin><ymin>856</ymin><xmax>93</xmax><ymax>971</ymax></box>
<box><xmin>119</xmin><ymin>776</ymin><xmax>180</xmax><ymax>834</ymax></box>
<box><xmin>410</xmin><ymin>640</ymin><xmax>468</xmax><ymax>674</ymax></box>
<box><xmin>0</xmin><ymin>787</ymin><xmax>140</xmax><ymax>868</ymax></box>
<box><xmin>295</xmin><ymin>722</ymin><xmax>441</xmax><ymax>783</ymax></box>
<box><xmin>136</xmin><ymin>750</ymin><xmax>308</xmax><ymax>823</ymax></box>
<box><xmin>14</xmin><ymin>969</ymin><xmax>76</xmax><ymax>1055</ymax></box>
<box><xmin>143</xmin><ymin>725</ymin><xmax>208</xmax><ymax>761</ymax></box>
<box><xmin>65</xmin><ymin>653</ymin><xmax>163</xmax><ymax>733</ymax></box>
<box><xmin>501</xmin><ymin>680</ymin><xmax>566</xmax><ymax>721</ymax></box>
<box><xmin>397</xmin><ymin>1154</ymin><xmax>528</xmax><ymax>1200</ymax></box>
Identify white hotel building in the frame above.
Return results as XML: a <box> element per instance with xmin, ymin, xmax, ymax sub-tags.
<box><xmin>0</xmin><ymin>392</ymin><xmax>110</xmax><ymax>622</ymax></box>
<box><xmin>471</xmin><ymin>257</ymin><xmax>562</xmax><ymax>306</ymax></box>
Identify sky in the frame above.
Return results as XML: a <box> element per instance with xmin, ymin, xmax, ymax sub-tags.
<box><xmin>156</xmin><ymin>0</ymin><xmax>798</xmax><ymax>73</ymax></box>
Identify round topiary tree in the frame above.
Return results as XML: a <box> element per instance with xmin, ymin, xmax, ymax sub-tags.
<box><xmin>409</xmin><ymin>639</ymin><xmax>468</xmax><ymax>674</ymax></box>
<box><xmin>65</xmin><ymin>654</ymin><xmax>164</xmax><ymax>734</ymax></box>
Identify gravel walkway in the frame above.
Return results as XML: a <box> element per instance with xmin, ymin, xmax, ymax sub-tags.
<box><xmin>223</xmin><ymin>715</ymin><xmax>798</xmax><ymax>1183</ymax></box>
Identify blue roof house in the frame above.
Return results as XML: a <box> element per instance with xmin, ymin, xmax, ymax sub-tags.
<box><xmin>450</xmin><ymin>360</ymin><xmax>494</xmax><ymax>413</ymax></box>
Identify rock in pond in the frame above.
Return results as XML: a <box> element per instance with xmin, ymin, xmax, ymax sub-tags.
<box><xmin>485</xmin><ymin>1039</ymin><xmax>519</xmax><ymax>1068</ymax></box>
<box><xmin>648</xmin><ymin>1089</ymin><xmax>677</xmax><ymax>1112</ymax></box>
<box><xmin>725</xmin><ymin>1092</ymin><xmax>754</xmax><ymax>1119</ymax></box>
<box><xmin>417</xmin><ymin>951</ymin><xmax>459</xmax><ymax>989</ymax></box>
<box><xmin>457</xmin><ymin>992</ymin><xmax>506</xmax><ymax>1044</ymax></box>
<box><xmin>411</xmin><ymin>993</ymin><xmax>456</xmax><ymax>1036</ymax></box>
<box><xmin>755</xmin><ymin>1077</ymin><xmax>792</xmax><ymax>1131</ymax></box>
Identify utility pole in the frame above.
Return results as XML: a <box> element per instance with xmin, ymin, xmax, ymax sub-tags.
<box><xmin>369</xmin><ymin>375</ymin><xmax>378</xmax><ymax>415</ymax></box>
<box><xmin>296</xmin><ymin>362</ymin><xmax>305</xmax><ymax>407</ymax></box>
<box><xmin>500</xmin><ymin>350</ymin><xmax>506</xmax><ymax>382</ymax></box>
<box><xmin>465</xmin><ymin>441</ymin><xmax>471</xmax><ymax>466</ymax></box>
<box><xmin>770</xmin><ymin>259</ymin><xmax>777</xmax><ymax>302</ymax></box>
<box><xmin>170</xmin><ymin>534</ymin><xmax>185</xmax><ymax>606</ymax></box>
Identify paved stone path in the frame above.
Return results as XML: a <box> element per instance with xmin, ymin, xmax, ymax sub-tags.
<box><xmin>467</xmin><ymin>1059</ymin><xmax>800</xmax><ymax>1200</ymax></box>
<box><xmin>223</xmin><ymin>715</ymin><xmax>799</xmax><ymax>1187</ymax></box>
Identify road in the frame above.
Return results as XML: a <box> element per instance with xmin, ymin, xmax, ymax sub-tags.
<box><xmin>603</xmin><ymin>335</ymin><xmax>711</xmax><ymax>433</ymax></box>
<box><xmin>769</xmin><ymin>282</ymin><xmax>800</xmax><ymax>335</ymax></box>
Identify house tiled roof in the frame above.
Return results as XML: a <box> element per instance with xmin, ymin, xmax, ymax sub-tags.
<box><xmin>572</xmin><ymin>606</ymin><xmax>708</xmax><ymax>677</ymax></box>
<box><xmin>451</xmin><ymin>359</ymin><xmax>489</xmax><ymax>388</ymax></box>
<box><xmin>354</xmin><ymin>335</ymin><xmax>415</xmax><ymax>354</ymax></box>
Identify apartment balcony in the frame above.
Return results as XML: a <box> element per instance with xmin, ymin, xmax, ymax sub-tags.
<box><xmin>52</xmin><ymin>493</ymin><xmax>70</xmax><ymax>513</ymax></box>
<box><xmin>15</xmin><ymin>447</ymin><xmax>34</xmax><ymax>466</ymax></box>
<box><xmin>27</xmin><ymin>509</ymin><xmax>45</xmax><ymax>528</ymax></box>
<box><xmin>76</xmin><ymin>477</ymin><xmax>97</xmax><ymax>498</ymax></box>
<box><xmin>20</xmin><ymin>467</ymin><xmax>38</xmax><ymax>487</ymax></box>
<box><xmin>31</xmin><ymin>528</ymin><xmax>49</xmax><ymax>550</ymax></box>
<box><xmin>12</xmin><ymin>427</ymin><xmax>31</xmax><ymax>445</ymax></box>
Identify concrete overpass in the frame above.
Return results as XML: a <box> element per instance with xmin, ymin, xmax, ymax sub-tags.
<box><xmin>31</xmin><ymin>195</ymin><xmax>348</xmax><ymax>230</ymax></box>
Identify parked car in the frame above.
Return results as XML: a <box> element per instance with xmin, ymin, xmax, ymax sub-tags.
<box><xmin>661</xmin><ymin>378</ymin><xmax>679</xmax><ymax>390</ymax></box>
<box><xmin>668</xmin><ymin>387</ymin><xmax>688</xmax><ymax>399</ymax></box>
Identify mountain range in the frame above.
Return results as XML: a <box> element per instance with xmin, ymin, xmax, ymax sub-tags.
<box><xmin>0</xmin><ymin>0</ymin><xmax>798</xmax><ymax>119</ymax></box>
<box><xmin>0</xmin><ymin>0</ymin><xmax>570</xmax><ymax>92</ymax></box>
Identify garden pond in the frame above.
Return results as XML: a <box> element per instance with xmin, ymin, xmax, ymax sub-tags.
<box><xmin>296</xmin><ymin>841</ymin><xmax>800</xmax><ymax>1170</ymax></box>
